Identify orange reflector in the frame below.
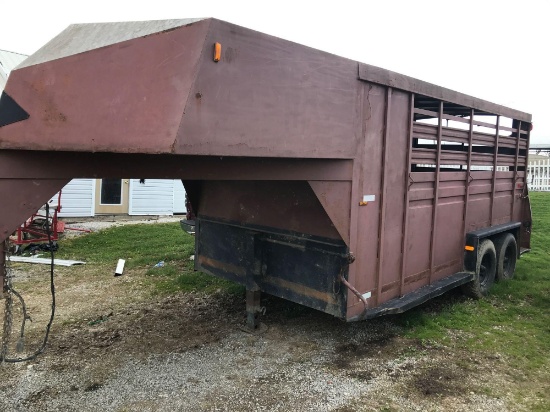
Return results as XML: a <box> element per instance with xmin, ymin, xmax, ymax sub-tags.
<box><xmin>465</xmin><ymin>245</ymin><xmax>475</xmax><ymax>251</ymax></box>
<box><xmin>214</xmin><ymin>42</ymin><xmax>222</xmax><ymax>62</ymax></box>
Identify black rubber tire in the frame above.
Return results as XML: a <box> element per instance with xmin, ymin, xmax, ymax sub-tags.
<box><xmin>494</xmin><ymin>233</ymin><xmax>517</xmax><ymax>281</ymax></box>
<box><xmin>462</xmin><ymin>239</ymin><xmax>496</xmax><ymax>299</ymax></box>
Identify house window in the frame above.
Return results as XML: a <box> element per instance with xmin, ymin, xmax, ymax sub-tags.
<box><xmin>100</xmin><ymin>179</ymin><xmax>122</xmax><ymax>205</ymax></box>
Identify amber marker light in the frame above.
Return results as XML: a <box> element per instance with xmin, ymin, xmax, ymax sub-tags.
<box><xmin>214</xmin><ymin>42</ymin><xmax>222</xmax><ymax>62</ymax></box>
<box><xmin>465</xmin><ymin>245</ymin><xmax>475</xmax><ymax>252</ymax></box>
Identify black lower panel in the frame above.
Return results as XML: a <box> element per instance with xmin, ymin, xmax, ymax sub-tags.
<box><xmin>195</xmin><ymin>216</ymin><xmax>348</xmax><ymax>318</ymax></box>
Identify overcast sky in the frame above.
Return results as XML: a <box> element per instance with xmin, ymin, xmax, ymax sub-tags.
<box><xmin>1</xmin><ymin>0</ymin><xmax>548</xmax><ymax>143</ymax></box>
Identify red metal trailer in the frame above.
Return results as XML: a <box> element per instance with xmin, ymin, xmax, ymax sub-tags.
<box><xmin>0</xmin><ymin>18</ymin><xmax>532</xmax><ymax>328</ymax></box>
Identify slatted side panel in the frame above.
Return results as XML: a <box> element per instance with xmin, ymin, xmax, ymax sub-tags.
<box><xmin>354</xmin><ymin>83</ymin><xmax>386</xmax><ymax>308</ymax></box>
<box><xmin>464</xmin><ymin>171</ymin><xmax>493</xmax><ymax>231</ymax></box>
<box><xmin>403</xmin><ymin>171</ymin><xmax>436</xmax><ymax>293</ymax></box>
<box><xmin>376</xmin><ymin>89</ymin><xmax>410</xmax><ymax>304</ymax></box>
<box><xmin>352</xmin><ymin>86</ymin><xmax>531</xmax><ymax>313</ymax></box>
<box><xmin>404</xmin><ymin>171</ymin><xmax>468</xmax><ymax>293</ymax></box>
<box><xmin>492</xmin><ymin>171</ymin><xmax>515</xmax><ymax>225</ymax></box>
<box><xmin>404</xmin><ymin>97</ymin><xmax>530</xmax><ymax>289</ymax></box>
<box><xmin>353</xmin><ymin>85</ymin><xmax>412</xmax><ymax>309</ymax></box>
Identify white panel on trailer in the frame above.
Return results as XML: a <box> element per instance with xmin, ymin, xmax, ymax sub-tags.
<box><xmin>54</xmin><ymin>179</ymin><xmax>95</xmax><ymax>217</ymax></box>
<box><xmin>129</xmin><ymin>179</ymin><xmax>175</xmax><ymax>216</ymax></box>
<box><xmin>173</xmin><ymin>179</ymin><xmax>187</xmax><ymax>214</ymax></box>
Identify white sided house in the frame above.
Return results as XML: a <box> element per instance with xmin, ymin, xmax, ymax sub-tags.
<box><xmin>1</xmin><ymin>50</ymin><xmax>187</xmax><ymax>217</ymax></box>
<box><xmin>56</xmin><ymin>179</ymin><xmax>187</xmax><ymax>217</ymax></box>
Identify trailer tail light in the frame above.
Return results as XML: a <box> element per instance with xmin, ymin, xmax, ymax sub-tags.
<box><xmin>214</xmin><ymin>42</ymin><xmax>222</xmax><ymax>62</ymax></box>
<box><xmin>465</xmin><ymin>245</ymin><xmax>475</xmax><ymax>252</ymax></box>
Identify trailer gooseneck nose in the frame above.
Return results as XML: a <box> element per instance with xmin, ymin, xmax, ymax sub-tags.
<box><xmin>0</xmin><ymin>18</ymin><xmax>532</xmax><ymax>327</ymax></box>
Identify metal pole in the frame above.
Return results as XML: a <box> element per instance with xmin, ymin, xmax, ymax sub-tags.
<box><xmin>245</xmin><ymin>289</ymin><xmax>262</xmax><ymax>330</ymax></box>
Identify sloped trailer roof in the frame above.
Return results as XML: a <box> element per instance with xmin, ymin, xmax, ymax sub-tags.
<box><xmin>0</xmin><ymin>18</ymin><xmax>532</xmax><ymax>323</ymax></box>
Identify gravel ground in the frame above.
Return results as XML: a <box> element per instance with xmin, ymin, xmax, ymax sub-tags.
<box><xmin>0</xmin><ymin>219</ymin><xmax>531</xmax><ymax>411</ymax></box>
<box><xmin>0</xmin><ymin>297</ymin><xmax>519</xmax><ymax>412</ymax></box>
<box><xmin>7</xmin><ymin>330</ymin><xmax>373</xmax><ymax>411</ymax></box>
<box><xmin>63</xmin><ymin>216</ymin><xmax>182</xmax><ymax>237</ymax></box>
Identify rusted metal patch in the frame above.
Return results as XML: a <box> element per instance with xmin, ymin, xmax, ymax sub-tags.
<box><xmin>263</xmin><ymin>275</ymin><xmax>338</xmax><ymax>305</ymax></box>
<box><xmin>197</xmin><ymin>255</ymin><xmax>246</xmax><ymax>277</ymax></box>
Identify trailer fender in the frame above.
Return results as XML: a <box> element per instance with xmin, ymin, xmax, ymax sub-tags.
<box><xmin>464</xmin><ymin>222</ymin><xmax>521</xmax><ymax>273</ymax></box>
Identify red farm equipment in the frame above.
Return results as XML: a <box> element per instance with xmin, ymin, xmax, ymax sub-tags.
<box><xmin>11</xmin><ymin>192</ymin><xmax>62</xmax><ymax>252</ymax></box>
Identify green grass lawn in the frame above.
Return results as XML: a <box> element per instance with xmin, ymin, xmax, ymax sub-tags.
<box><xmin>56</xmin><ymin>222</ymin><xmax>242</xmax><ymax>294</ymax></box>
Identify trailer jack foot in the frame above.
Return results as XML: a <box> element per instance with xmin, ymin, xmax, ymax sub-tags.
<box><xmin>245</xmin><ymin>289</ymin><xmax>263</xmax><ymax>331</ymax></box>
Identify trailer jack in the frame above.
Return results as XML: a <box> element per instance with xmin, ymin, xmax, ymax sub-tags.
<box><xmin>245</xmin><ymin>289</ymin><xmax>264</xmax><ymax>331</ymax></box>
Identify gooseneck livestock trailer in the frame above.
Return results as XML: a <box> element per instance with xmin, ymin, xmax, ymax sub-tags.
<box><xmin>0</xmin><ymin>18</ymin><xmax>532</xmax><ymax>328</ymax></box>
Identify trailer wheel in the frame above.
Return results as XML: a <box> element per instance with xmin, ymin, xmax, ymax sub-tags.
<box><xmin>494</xmin><ymin>233</ymin><xmax>517</xmax><ymax>281</ymax></box>
<box><xmin>462</xmin><ymin>239</ymin><xmax>496</xmax><ymax>298</ymax></box>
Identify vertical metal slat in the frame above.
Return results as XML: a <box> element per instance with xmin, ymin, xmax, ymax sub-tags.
<box><xmin>429</xmin><ymin>101</ymin><xmax>443</xmax><ymax>283</ymax></box>
<box><xmin>490</xmin><ymin>116</ymin><xmax>501</xmax><ymax>225</ymax></box>
<box><xmin>375</xmin><ymin>87</ymin><xmax>392</xmax><ymax>304</ymax></box>
<box><xmin>511</xmin><ymin>120</ymin><xmax>522</xmax><ymax>220</ymax></box>
<box><xmin>462</xmin><ymin>109</ymin><xmax>474</xmax><ymax>241</ymax></box>
<box><xmin>399</xmin><ymin>93</ymin><xmax>414</xmax><ymax>297</ymax></box>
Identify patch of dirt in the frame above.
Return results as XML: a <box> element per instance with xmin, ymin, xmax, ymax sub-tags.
<box><xmin>413</xmin><ymin>365</ymin><xmax>466</xmax><ymax>397</ymax></box>
<box><xmin>21</xmin><ymin>386</ymin><xmax>60</xmax><ymax>408</ymax></box>
<box><xmin>333</xmin><ymin>334</ymin><xmax>396</xmax><ymax>369</ymax></box>
<box><xmin>49</xmin><ymin>291</ymin><xmax>244</xmax><ymax>366</ymax></box>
